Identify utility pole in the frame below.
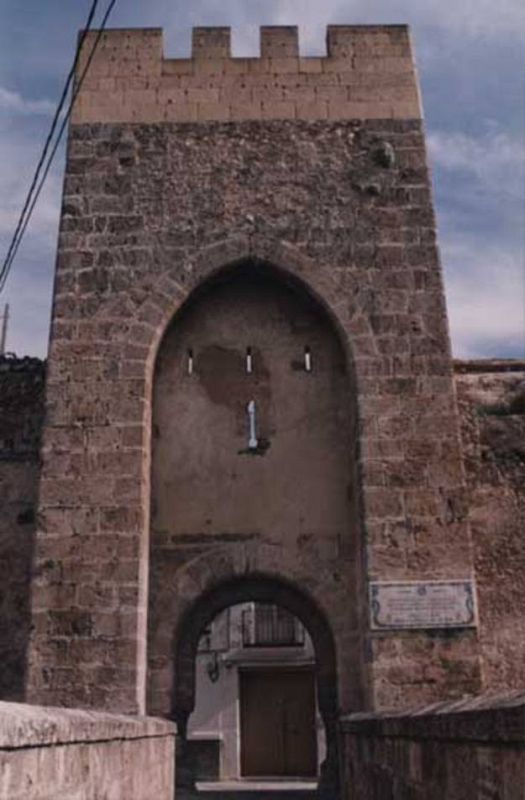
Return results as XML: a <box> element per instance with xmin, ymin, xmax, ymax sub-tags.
<box><xmin>0</xmin><ymin>303</ymin><xmax>9</xmax><ymax>355</ymax></box>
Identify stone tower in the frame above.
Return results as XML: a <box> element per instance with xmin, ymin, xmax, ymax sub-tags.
<box><xmin>27</xmin><ymin>24</ymin><xmax>481</xmax><ymax>780</ymax></box>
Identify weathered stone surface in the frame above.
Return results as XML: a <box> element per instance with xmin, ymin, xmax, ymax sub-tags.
<box><xmin>340</xmin><ymin>690</ymin><xmax>525</xmax><ymax>799</ymax></box>
<box><xmin>72</xmin><ymin>26</ymin><xmax>421</xmax><ymax>124</ymax></box>
<box><xmin>27</xmin><ymin>110</ymin><xmax>480</xmax><ymax>715</ymax></box>
<box><xmin>455</xmin><ymin>360</ymin><xmax>525</xmax><ymax>693</ymax></box>
<box><xmin>0</xmin><ymin>701</ymin><xmax>176</xmax><ymax>800</ymax></box>
<box><xmin>0</xmin><ymin>700</ymin><xmax>175</xmax><ymax>747</ymax></box>
<box><xmin>0</xmin><ymin>356</ymin><xmax>45</xmax><ymax>700</ymax></box>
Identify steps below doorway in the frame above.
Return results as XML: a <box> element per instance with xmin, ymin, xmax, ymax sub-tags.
<box><xmin>195</xmin><ymin>780</ymin><xmax>317</xmax><ymax>800</ymax></box>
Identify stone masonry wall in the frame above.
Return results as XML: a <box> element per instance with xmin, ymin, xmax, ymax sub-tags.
<box><xmin>0</xmin><ymin>356</ymin><xmax>45</xmax><ymax>700</ymax></box>
<box><xmin>0</xmin><ymin>701</ymin><xmax>175</xmax><ymax>800</ymax></box>
<box><xmin>73</xmin><ymin>26</ymin><xmax>421</xmax><ymax>125</ymax></box>
<box><xmin>27</xmin><ymin>25</ymin><xmax>480</xmax><ymax>716</ymax></box>
<box><xmin>340</xmin><ymin>691</ymin><xmax>525</xmax><ymax>799</ymax></box>
<box><xmin>455</xmin><ymin>361</ymin><xmax>525</xmax><ymax>693</ymax></box>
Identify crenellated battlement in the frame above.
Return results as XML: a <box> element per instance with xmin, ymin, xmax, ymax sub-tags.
<box><xmin>73</xmin><ymin>25</ymin><xmax>421</xmax><ymax>124</ymax></box>
<box><xmin>192</xmin><ymin>27</ymin><xmax>232</xmax><ymax>59</ymax></box>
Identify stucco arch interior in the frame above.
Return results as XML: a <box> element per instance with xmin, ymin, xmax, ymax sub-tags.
<box><xmin>145</xmin><ymin>239</ymin><xmax>358</xmax><ymax>378</ymax></box>
<box><xmin>146</xmin><ymin>255</ymin><xmax>368</xmax><ymax>725</ymax></box>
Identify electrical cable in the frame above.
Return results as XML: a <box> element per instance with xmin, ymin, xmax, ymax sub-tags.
<box><xmin>0</xmin><ymin>0</ymin><xmax>101</xmax><ymax>289</ymax></box>
<box><xmin>0</xmin><ymin>0</ymin><xmax>118</xmax><ymax>293</ymax></box>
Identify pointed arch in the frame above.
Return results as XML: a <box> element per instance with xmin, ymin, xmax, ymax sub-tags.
<box><xmin>142</xmin><ymin>235</ymin><xmax>358</xmax><ymax>382</ymax></box>
<box><xmin>145</xmin><ymin>236</ymin><xmax>370</xmax><ymax>778</ymax></box>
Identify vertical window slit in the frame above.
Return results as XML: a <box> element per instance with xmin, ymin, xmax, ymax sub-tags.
<box><xmin>305</xmin><ymin>346</ymin><xmax>312</xmax><ymax>372</ymax></box>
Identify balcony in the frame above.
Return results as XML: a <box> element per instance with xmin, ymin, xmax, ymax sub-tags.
<box><xmin>242</xmin><ymin>605</ymin><xmax>305</xmax><ymax>648</ymax></box>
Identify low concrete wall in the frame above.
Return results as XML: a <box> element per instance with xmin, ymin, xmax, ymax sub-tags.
<box><xmin>0</xmin><ymin>701</ymin><xmax>176</xmax><ymax>800</ymax></box>
<box><xmin>340</xmin><ymin>691</ymin><xmax>525</xmax><ymax>799</ymax></box>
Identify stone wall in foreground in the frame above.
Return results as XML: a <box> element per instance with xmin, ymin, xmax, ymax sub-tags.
<box><xmin>341</xmin><ymin>690</ymin><xmax>525</xmax><ymax>799</ymax></box>
<box><xmin>0</xmin><ymin>356</ymin><xmax>45</xmax><ymax>700</ymax></box>
<box><xmin>454</xmin><ymin>361</ymin><xmax>525</xmax><ymax>692</ymax></box>
<box><xmin>0</xmin><ymin>701</ymin><xmax>176</xmax><ymax>800</ymax></box>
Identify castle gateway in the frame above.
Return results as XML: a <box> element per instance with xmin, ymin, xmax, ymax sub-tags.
<box><xmin>1</xmin><ymin>23</ymin><xmax>522</xmax><ymax>800</ymax></box>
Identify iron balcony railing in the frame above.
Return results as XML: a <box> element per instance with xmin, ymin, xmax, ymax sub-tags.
<box><xmin>242</xmin><ymin>605</ymin><xmax>305</xmax><ymax>648</ymax></box>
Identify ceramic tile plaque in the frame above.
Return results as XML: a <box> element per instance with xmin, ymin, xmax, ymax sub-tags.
<box><xmin>369</xmin><ymin>580</ymin><xmax>477</xmax><ymax>630</ymax></box>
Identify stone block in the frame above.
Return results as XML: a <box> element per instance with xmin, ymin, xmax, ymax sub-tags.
<box><xmin>163</xmin><ymin>102</ymin><xmax>198</xmax><ymax>122</ymax></box>
<box><xmin>322</xmin><ymin>57</ymin><xmax>357</xmax><ymax>74</ymax></box>
<box><xmin>365</xmin><ymin>487</ymin><xmax>404</xmax><ymax>519</ymax></box>
<box><xmin>260</xmin><ymin>26</ymin><xmax>299</xmax><ymax>58</ymax></box>
<box><xmin>193</xmin><ymin>58</ymin><xmax>228</xmax><ymax>76</ymax></box>
<box><xmin>315</xmin><ymin>86</ymin><xmax>350</xmax><ymax>104</ymax></box>
<box><xmin>157</xmin><ymin>88</ymin><xmax>187</xmax><ymax>105</ymax></box>
<box><xmin>250</xmin><ymin>86</ymin><xmax>285</xmax><ymax>103</ymax></box>
<box><xmin>246</xmin><ymin>57</ymin><xmax>272</xmax><ymax>75</ymax></box>
<box><xmin>162</xmin><ymin>59</ymin><xmax>194</xmax><ymax>76</ymax></box>
<box><xmin>229</xmin><ymin>101</ymin><xmax>263</xmax><ymax>120</ymax></box>
<box><xmin>295</xmin><ymin>100</ymin><xmax>329</xmax><ymax>120</ymax></box>
<box><xmin>192</xmin><ymin>27</ymin><xmax>231</xmax><ymax>59</ymax></box>
<box><xmin>299</xmin><ymin>57</ymin><xmax>323</xmax><ymax>73</ymax></box>
<box><xmin>197</xmin><ymin>101</ymin><xmax>230</xmax><ymax>121</ymax></box>
<box><xmin>327</xmin><ymin>101</ymin><xmax>392</xmax><ymax>119</ymax></box>
<box><xmin>223</xmin><ymin>58</ymin><xmax>253</xmax><ymax>75</ymax></box>
<box><xmin>219</xmin><ymin>86</ymin><xmax>253</xmax><ymax>104</ymax></box>
<box><xmin>184</xmin><ymin>87</ymin><xmax>220</xmax><ymax>103</ymax></box>
<box><xmin>327</xmin><ymin>25</ymin><xmax>410</xmax><ymax>58</ymax></box>
<box><xmin>260</xmin><ymin>100</ymin><xmax>296</xmax><ymax>119</ymax></box>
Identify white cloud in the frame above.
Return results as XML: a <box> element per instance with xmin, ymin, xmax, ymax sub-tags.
<box><xmin>0</xmin><ymin>256</ymin><xmax>54</xmax><ymax>358</ymax></box>
<box><xmin>443</xmin><ymin>236</ymin><xmax>525</xmax><ymax>358</ymax></box>
<box><xmin>0</xmin><ymin>86</ymin><xmax>55</xmax><ymax>117</ymax></box>
<box><xmin>250</xmin><ymin>0</ymin><xmax>525</xmax><ymax>48</ymax></box>
<box><xmin>416</xmin><ymin>0</ymin><xmax>525</xmax><ymax>38</ymax></box>
<box><xmin>1</xmin><ymin>1</ymin><xmax>524</xmax><ymax>358</ymax></box>
<box><xmin>0</xmin><ymin>129</ymin><xmax>63</xmax><ymax>357</ymax></box>
<box><xmin>429</xmin><ymin>126</ymin><xmax>525</xmax><ymax>356</ymax></box>
<box><xmin>0</xmin><ymin>125</ymin><xmax>63</xmax><ymax>238</ymax></box>
<box><xmin>428</xmin><ymin>128</ymin><xmax>525</xmax><ymax>202</ymax></box>
<box><xmin>159</xmin><ymin>0</ymin><xmax>525</xmax><ymax>57</ymax></box>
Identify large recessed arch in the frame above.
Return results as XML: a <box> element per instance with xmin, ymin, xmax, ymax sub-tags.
<box><xmin>148</xmin><ymin>255</ymin><xmax>360</xmax><ymax>539</ymax></box>
<box><xmin>146</xmin><ymin>245</ymin><xmax>368</xmax><ymax>793</ymax></box>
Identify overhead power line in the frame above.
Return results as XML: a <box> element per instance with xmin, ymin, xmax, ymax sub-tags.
<box><xmin>0</xmin><ymin>0</ymin><xmax>118</xmax><ymax>294</ymax></box>
<box><xmin>0</xmin><ymin>304</ymin><xmax>9</xmax><ymax>354</ymax></box>
<box><xmin>0</xmin><ymin>0</ymin><xmax>102</xmax><ymax>285</ymax></box>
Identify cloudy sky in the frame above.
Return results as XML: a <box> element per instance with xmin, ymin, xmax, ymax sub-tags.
<box><xmin>1</xmin><ymin>0</ymin><xmax>524</xmax><ymax>359</ymax></box>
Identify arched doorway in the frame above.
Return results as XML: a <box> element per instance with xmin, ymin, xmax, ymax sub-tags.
<box><xmin>173</xmin><ymin>575</ymin><xmax>339</xmax><ymax>798</ymax></box>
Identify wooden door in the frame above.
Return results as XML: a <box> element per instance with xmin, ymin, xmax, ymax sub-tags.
<box><xmin>240</xmin><ymin>668</ymin><xmax>317</xmax><ymax>777</ymax></box>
